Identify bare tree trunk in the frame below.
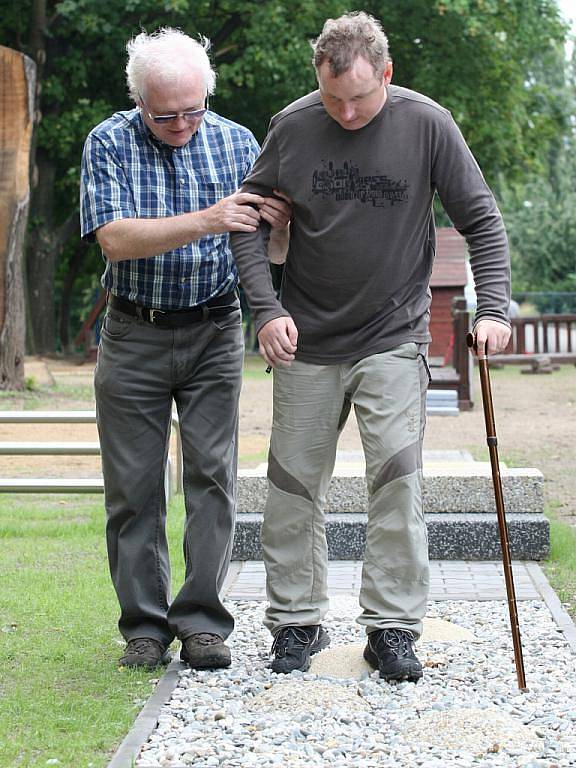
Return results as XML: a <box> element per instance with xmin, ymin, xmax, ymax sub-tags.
<box><xmin>0</xmin><ymin>46</ymin><xmax>36</xmax><ymax>390</ymax></box>
<box><xmin>59</xmin><ymin>233</ymin><xmax>87</xmax><ymax>353</ymax></box>
<box><xmin>26</xmin><ymin>160</ymin><xmax>57</xmax><ymax>354</ymax></box>
<box><xmin>25</xmin><ymin>164</ymin><xmax>79</xmax><ymax>354</ymax></box>
<box><xmin>24</xmin><ymin>0</ymin><xmax>59</xmax><ymax>356</ymax></box>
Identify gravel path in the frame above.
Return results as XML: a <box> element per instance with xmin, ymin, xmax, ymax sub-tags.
<box><xmin>135</xmin><ymin>598</ymin><xmax>576</xmax><ymax>768</ymax></box>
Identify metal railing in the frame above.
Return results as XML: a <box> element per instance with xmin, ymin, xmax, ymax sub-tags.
<box><xmin>0</xmin><ymin>411</ymin><xmax>183</xmax><ymax>497</ymax></box>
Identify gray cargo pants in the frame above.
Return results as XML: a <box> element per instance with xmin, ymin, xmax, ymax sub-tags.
<box><xmin>94</xmin><ymin>302</ymin><xmax>244</xmax><ymax>646</ymax></box>
<box><xmin>264</xmin><ymin>343</ymin><xmax>430</xmax><ymax>638</ymax></box>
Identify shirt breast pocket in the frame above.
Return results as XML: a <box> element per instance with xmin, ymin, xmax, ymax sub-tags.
<box><xmin>197</xmin><ymin>180</ymin><xmax>233</xmax><ymax>209</ymax></box>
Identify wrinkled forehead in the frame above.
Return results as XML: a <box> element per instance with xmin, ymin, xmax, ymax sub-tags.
<box><xmin>317</xmin><ymin>56</ymin><xmax>384</xmax><ymax>94</ymax></box>
<box><xmin>141</xmin><ymin>65</ymin><xmax>206</xmax><ymax>103</ymax></box>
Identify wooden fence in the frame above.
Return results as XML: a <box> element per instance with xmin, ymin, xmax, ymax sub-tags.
<box><xmin>508</xmin><ymin>314</ymin><xmax>576</xmax><ymax>355</ymax></box>
<box><xmin>437</xmin><ymin>304</ymin><xmax>576</xmax><ymax>412</ymax></box>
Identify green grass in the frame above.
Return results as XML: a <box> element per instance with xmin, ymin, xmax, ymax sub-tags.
<box><xmin>0</xmin><ymin>391</ymin><xmax>45</xmax><ymax>410</ymax></box>
<box><xmin>465</xmin><ymin>447</ymin><xmax>529</xmax><ymax>468</ymax></box>
<box><xmin>239</xmin><ymin>449</ymin><xmax>268</xmax><ymax>467</ymax></box>
<box><xmin>51</xmin><ymin>382</ymin><xmax>97</xmax><ymax>402</ymax></box>
<box><xmin>242</xmin><ymin>354</ymin><xmax>271</xmax><ymax>379</ymax></box>
<box><xmin>0</xmin><ymin>381</ymin><xmax>95</xmax><ymax>410</ymax></box>
<box><xmin>0</xmin><ymin>494</ymin><xmax>187</xmax><ymax>768</ymax></box>
<box><xmin>542</xmin><ymin>516</ymin><xmax>576</xmax><ymax>619</ymax></box>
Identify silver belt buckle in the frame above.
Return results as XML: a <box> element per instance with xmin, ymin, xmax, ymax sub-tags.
<box><xmin>149</xmin><ymin>308</ymin><xmax>164</xmax><ymax>324</ymax></box>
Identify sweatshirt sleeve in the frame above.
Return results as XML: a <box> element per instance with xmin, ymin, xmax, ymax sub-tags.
<box><xmin>230</xmin><ymin>129</ymin><xmax>291</xmax><ymax>333</ymax></box>
<box><xmin>432</xmin><ymin>115</ymin><xmax>511</xmax><ymax>327</ymax></box>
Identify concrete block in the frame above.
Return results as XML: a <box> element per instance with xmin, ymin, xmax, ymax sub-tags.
<box><xmin>236</xmin><ymin>468</ymin><xmax>544</xmax><ymax>515</ymax></box>
<box><xmin>231</xmin><ymin>512</ymin><xmax>549</xmax><ymax>561</ymax></box>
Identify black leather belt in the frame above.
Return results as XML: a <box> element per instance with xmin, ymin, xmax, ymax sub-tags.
<box><xmin>109</xmin><ymin>291</ymin><xmax>237</xmax><ymax>328</ymax></box>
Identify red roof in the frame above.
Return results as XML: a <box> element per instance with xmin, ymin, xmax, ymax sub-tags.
<box><xmin>430</xmin><ymin>228</ymin><xmax>468</xmax><ymax>287</ymax></box>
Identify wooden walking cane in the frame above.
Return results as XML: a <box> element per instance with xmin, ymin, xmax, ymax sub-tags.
<box><xmin>467</xmin><ymin>332</ymin><xmax>528</xmax><ymax>691</ymax></box>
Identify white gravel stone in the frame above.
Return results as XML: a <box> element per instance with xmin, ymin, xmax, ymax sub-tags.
<box><xmin>134</xmin><ymin>598</ymin><xmax>576</xmax><ymax>767</ymax></box>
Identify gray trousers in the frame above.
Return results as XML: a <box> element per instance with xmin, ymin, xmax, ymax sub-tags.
<box><xmin>94</xmin><ymin>303</ymin><xmax>244</xmax><ymax>646</ymax></box>
<box><xmin>264</xmin><ymin>343</ymin><xmax>430</xmax><ymax>638</ymax></box>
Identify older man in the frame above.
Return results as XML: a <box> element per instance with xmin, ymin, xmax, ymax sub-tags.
<box><xmin>80</xmin><ymin>28</ymin><xmax>289</xmax><ymax>670</ymax></box>
<box><xmin>232</xmin><ymin>12</ymin><xmax>511</xmax><ymax>682</ymax></box>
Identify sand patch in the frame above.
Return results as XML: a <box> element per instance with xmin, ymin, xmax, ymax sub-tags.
<box><xmin>246</xmin><ymin>679</ymin><xmax>370</xmax><ymax>715</ymax></box>
<box><xmin>403</xmin><ymin>707</ymin><xmax>541</xmax><ymax>754</ymax></box>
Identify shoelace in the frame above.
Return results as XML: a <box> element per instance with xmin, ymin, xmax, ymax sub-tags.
<box><xmin>127</xmin><ymin>638</ymin><xmax>161</xmax><ymax>656</ymax></box>
<box><xmin>271</xmin><ymin>626</ymin><xmax>316</xmax><ymax>657</ymax></box>
<box><xmin>372</xmin><ymin>628</ymin><xmax>414</xmax><ymax>658</ymax></box>
<box><xmin>189</xmin><ymin>633</ymin><xmax>222</xmax><ymax>646</ymax></box>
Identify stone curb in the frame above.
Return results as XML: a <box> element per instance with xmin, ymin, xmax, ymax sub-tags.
<box><xmin>525</xmin><ymin>561</ymin><xmax>576</xmax><ymax>653</ymax></box>
<box><xmin>105</xmin><ymin>562</ymin><xmax>575</xmax><ymax>768</ymax></box>
<box><xmin>107</xmin><ymin>660</ymin><xmax>184</xmax><ymax>768</ymax></box>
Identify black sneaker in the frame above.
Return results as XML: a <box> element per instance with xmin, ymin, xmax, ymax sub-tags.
<box><xmin>270</xmin><ymin>624</ymin><xmax>330</xmax><ymax>674</ymax></box>
<box><xmin>118</xmin><ymin>637</ymin><xmax>171</xmax><ymax>670</ymax></box>
<box><xmin>363</xmin><ymin>628</ymin><xmax>423</xmax><ymax>683</ymax></box>
<box><xmin>180</xmin><ymin>633</ymin><xmax>231</xmax><ymax>669</ymax></box>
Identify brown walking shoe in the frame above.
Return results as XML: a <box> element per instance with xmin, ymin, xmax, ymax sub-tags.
<box><xmin>180</xmin><ymin>632</ymin><xmax>231</xmax><ymax>669</ymax></box>
<box><xmin>118</xmin><ymin>637</ymin><xmax>171</xmax><ymax>670</ymax></box>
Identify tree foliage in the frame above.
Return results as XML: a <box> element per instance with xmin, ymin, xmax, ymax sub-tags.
<box><xmin>0</xmin><ymin>0</ymin><xmax>572</xmax><ymax>352</ymax></box>
<box><xmin>500</xmin><ymin>137</ymin><xmax>576</xmax><ymax>311</ymax></box>
<box><xmin>499</xmin><ymin>46</ymin><xmax>576</xmax><ymax>311</ymax></box>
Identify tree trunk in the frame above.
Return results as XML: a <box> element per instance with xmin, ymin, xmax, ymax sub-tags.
<box><xmin>25</xmin><ymin>169</ymin><xmax>79</xmax><ymax>354</ymax></box>
<box><xmin>26</xmin><ymin>159</ymin><xmax>58</xmax><ymax>354</ymax></box>
<box><xmin>24</xmin><ymin>0</ymin><xmax>63</xmax><ymax>356</ymax></box>
<box><xmin>59</xmin><ymin>234</ymin><xmax>87</xmax><ymax>353</ymax></box>
<box><xmin>0</xmin><ymin>46</ymin><xmax>36</xmax><ymax>391</ymax></box>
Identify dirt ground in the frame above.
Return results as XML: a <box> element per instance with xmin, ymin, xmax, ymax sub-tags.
<box><xmin>1</xmin><ymin>355</ymin><xmax>574</xmax><ymax>524</ymax></box>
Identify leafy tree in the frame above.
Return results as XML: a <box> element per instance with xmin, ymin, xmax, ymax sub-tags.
<box><xmin>0</xmin><ymin>0</ymin><xmax>570</xmax><ymax>353</ymax></box>
<box><xmin>498</xmin><ymin>44</ymin><xmax>576</xmax><ymax>312</ymax></box>
<box><xmin>500</xmin><ymin>139</ymin><xmax>576</xmax><ymax>311</ymax></box>
<box><xmin>369</xmin><ymin>0</ymin><xmax>570</xmax><ymax>184</ymax></box>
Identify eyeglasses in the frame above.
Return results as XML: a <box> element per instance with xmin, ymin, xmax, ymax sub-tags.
<box><xmin>139</xmin><ymin>92</ymin><xmax>208</xmax><ymax>124</ymax></box>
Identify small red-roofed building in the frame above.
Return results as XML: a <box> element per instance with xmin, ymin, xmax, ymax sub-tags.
<box><xmin>430</xmin><ymin>228</ymin><xmax>470</xmax><ymax>364</ymax></box>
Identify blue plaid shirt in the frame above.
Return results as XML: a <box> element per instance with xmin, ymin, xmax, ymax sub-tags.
<box><xmin>80</xmin><ymin>108</ymin><xmax>259</xmax><ymax>309</ymax></box>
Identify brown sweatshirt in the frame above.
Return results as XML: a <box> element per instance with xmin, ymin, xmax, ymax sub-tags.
<box><xmin>231</xmin><ymin>86</ymin><xmax>510</xmax><ymax>364</ymax></box>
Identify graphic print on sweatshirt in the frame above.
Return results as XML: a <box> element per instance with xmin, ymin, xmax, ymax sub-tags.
<box><xmin>311</xmin><ymin>160</ymin><xmax>409</xmax><ymax>207</ymax></box>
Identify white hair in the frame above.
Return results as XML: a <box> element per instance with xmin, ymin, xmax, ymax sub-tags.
<box><xmin>126</xmin><ymin>28</ymin><xmax>217</xmax><ymax>102</ymax></box>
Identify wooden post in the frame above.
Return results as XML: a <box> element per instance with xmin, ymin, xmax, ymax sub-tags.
<box><xmin>452</xmin><ymin>296</ymin><xmax>473</xmax><ymax>410</ymax></box>
<box><xmin>516</xmin><ymin>319</ymin><xmax>526</xmax><ymax>355</ymax></box>
<box><xmin>0</xmin><ymin>46</ymin><xmax>36</xmax><ymax>390</ymax></box>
